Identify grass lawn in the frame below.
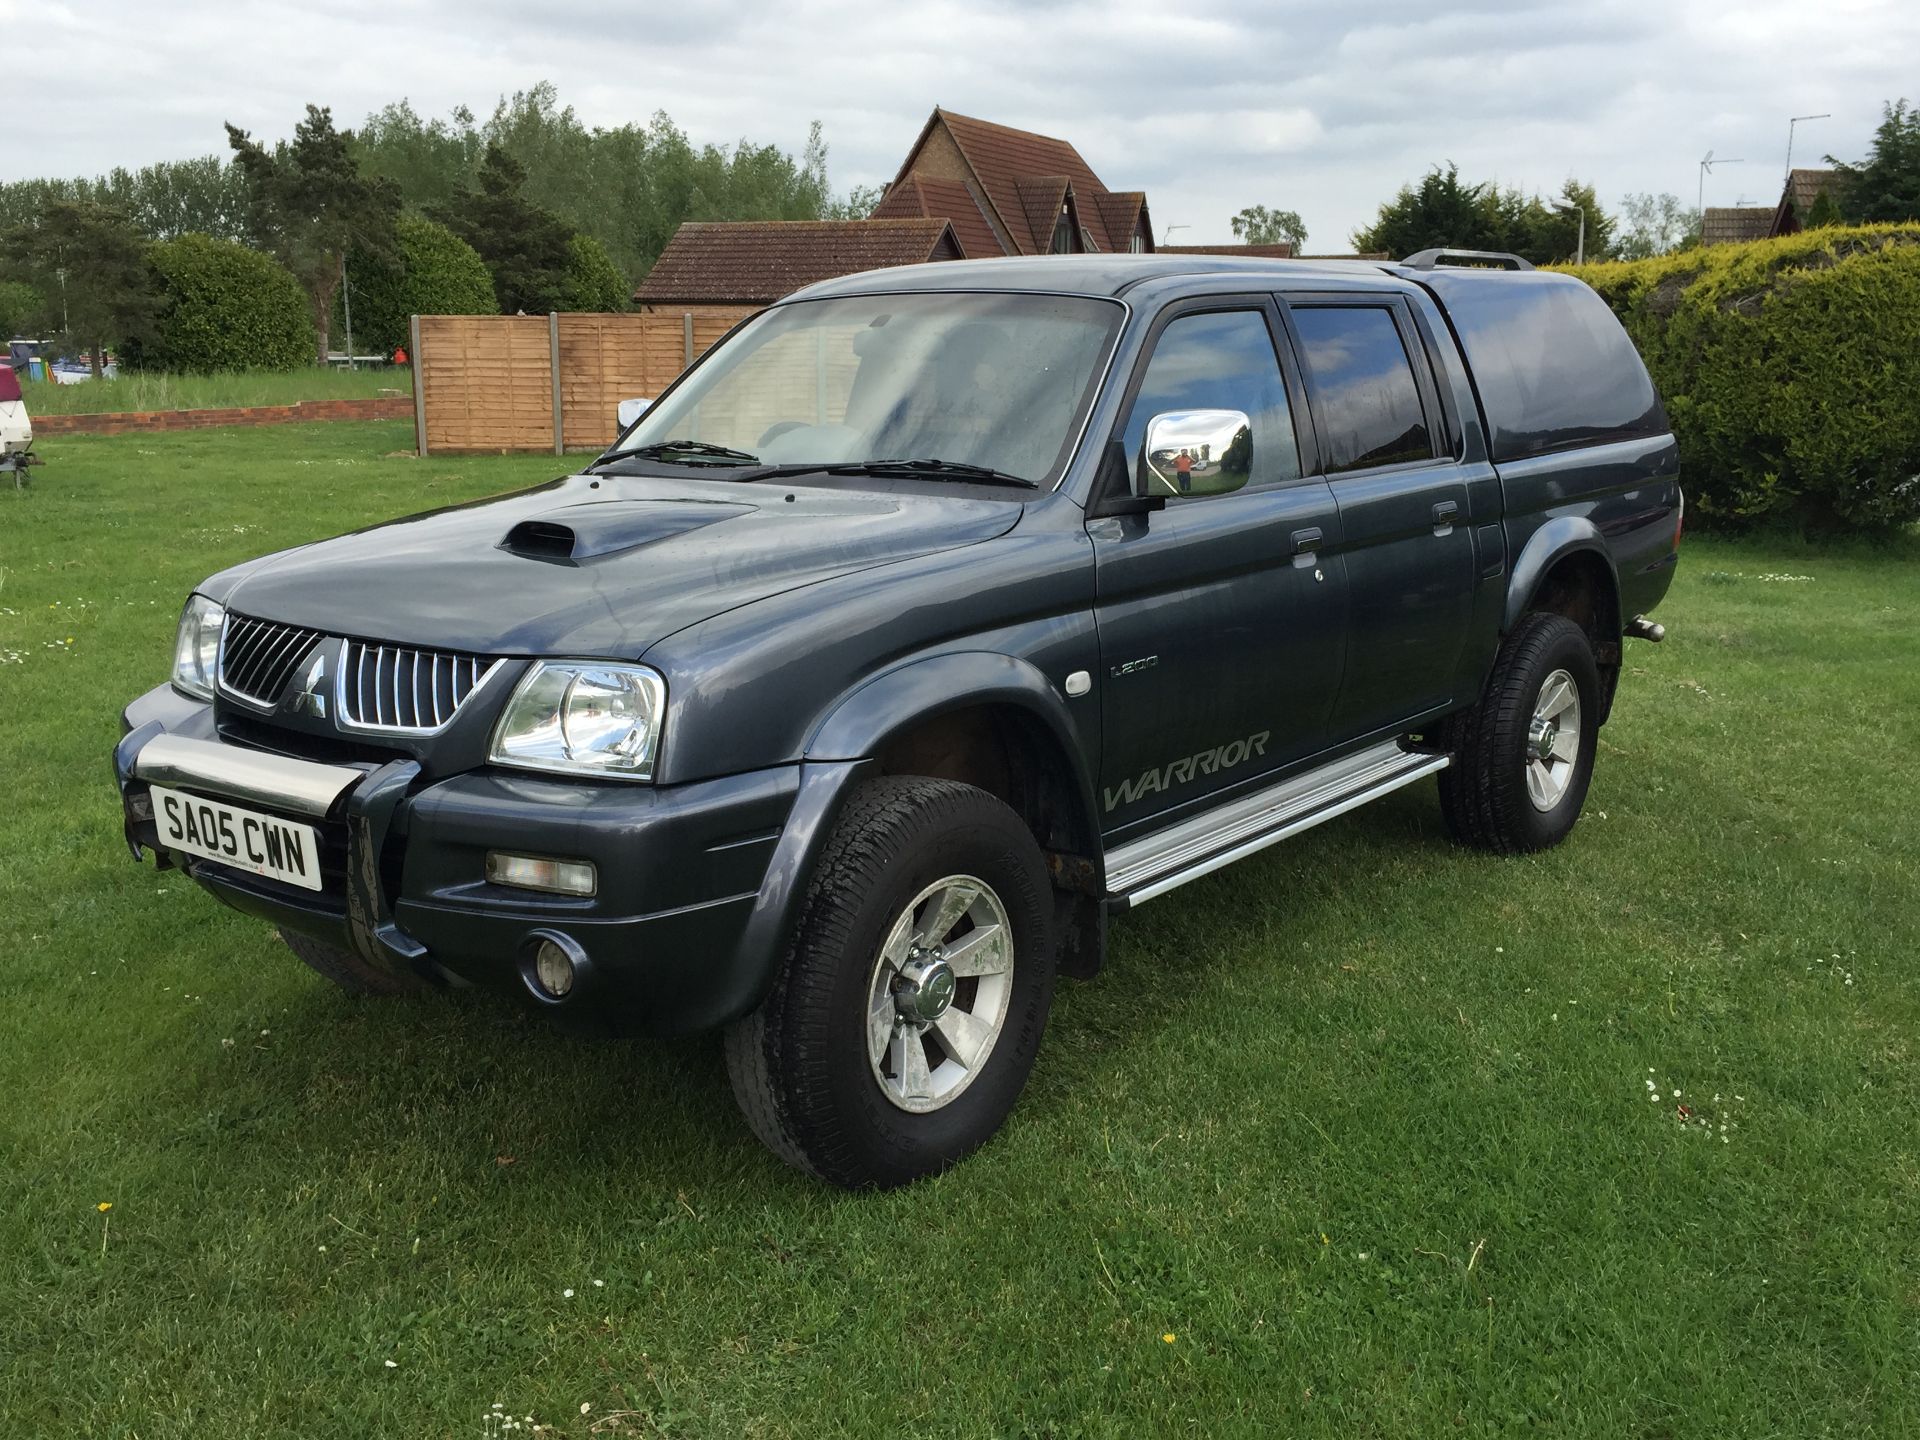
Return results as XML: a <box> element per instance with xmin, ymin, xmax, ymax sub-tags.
<box><xmin>1</xmin><ymin>422</ymin><xmax>1915</xmax><ymax>1437</ymax></box>
<box><xmin>18</xmin><ymin>366</ymin><xmax>404</xmax><ymax>416</ymax></box>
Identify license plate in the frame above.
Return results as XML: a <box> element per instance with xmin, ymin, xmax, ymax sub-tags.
<box><xmin>149</xmin><ymin>784</ymin><xmax>324</xmax><ymax>892</ymax></box>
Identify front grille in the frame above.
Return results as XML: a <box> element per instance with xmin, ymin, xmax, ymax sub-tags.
<box><xmin>220</xmin><ymin>614</ymin><xmax>323</xmax><ymax>705</ymax></box>
<box><xmin>339</xmin><ymin>639</ymin><xmax>497</xmax><ymax>734</ymax></box>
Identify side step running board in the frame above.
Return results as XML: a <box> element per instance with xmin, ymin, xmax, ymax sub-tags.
<box><xmin>1105</xmin><ymin>739</ymin><xmax>1449</xmax><ymax>908</ymax></box>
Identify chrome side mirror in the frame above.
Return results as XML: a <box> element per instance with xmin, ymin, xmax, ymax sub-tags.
<box><xmin>1140</xmin><ymin>409</ymin><xmax>1252</xmax><ymax>498</ymax></box>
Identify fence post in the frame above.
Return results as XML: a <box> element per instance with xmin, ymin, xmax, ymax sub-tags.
<box><xmin>683</xmin><ymin>312</ymin><xmax>694</xmax><ymax>369</ymax></box>
<box><xmin>410</xmin><ymin>314</ymin><xmax>427</xmax><ymax>457</ymax></box>
<box><xmin>549</xmin><ymin>313</ymin><xmax>564</xmax><ymax>456</ymax></box>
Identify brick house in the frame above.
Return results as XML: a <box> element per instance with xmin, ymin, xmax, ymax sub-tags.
<box><xmin>634</xmin><ymin>218</ymin><xmax>962</xmax><ymax>308</ymax></box>
<box><xmin>869</xmin><ymin>108</ymin><xmax>1154</xmax><ymax>256</ymax></box>
<box><xmin>1702</xmin><ymin>168</ymin><xmax>1842</xmax><ymax>245</ymax></box>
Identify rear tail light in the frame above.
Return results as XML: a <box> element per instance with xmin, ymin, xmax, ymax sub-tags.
<box><xmin>1674</xmin><ymin>487</ymin><xmax>1686</xmax><ymax>549</ymax></box>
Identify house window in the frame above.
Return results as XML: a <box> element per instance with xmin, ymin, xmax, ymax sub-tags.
<box><xmin>1051</xmin><ymin>211</ymin><xmax>1074</xmax><ymax>253</ymax></box>
<box><xmin>1130</xmin><ymin>228</ymin><xmax>1146</xmax><ymax>254</ymax></box>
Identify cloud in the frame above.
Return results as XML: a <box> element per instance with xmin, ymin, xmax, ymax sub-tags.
<box><xmin>9</xmin><ymin>0</ymin><xmax>1918</xmax><ymax>249</ymax></box>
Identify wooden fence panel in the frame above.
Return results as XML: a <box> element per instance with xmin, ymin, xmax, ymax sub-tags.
<box><xmin>417</xmin><ymin>315</ymin><xmax>555</xmax><ymax>453</ymax></box>
<box><xmin>416</xmin><ymin>308</ymin><xmax>762</xmax><ymax>455</ymax></box>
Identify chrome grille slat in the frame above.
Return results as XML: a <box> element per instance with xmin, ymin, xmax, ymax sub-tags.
<box><xmin>338</xmin><ymin>636</ymin><xmax>497</xmax><ymax>735</ymax></box>
<box><xmin>218</xmin><ymin>614</ymin><xmax>323</xmax><ymax>706</ymax></box>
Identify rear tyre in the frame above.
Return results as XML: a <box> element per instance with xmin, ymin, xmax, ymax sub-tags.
<box><xmin>724</xmin><ymin>776</ymin><xmax>1056</xmax><ymax>1189</ymax></box>
<box><xmin>278</xmin><ymin>928</ymin><xmax>426</xmax><ymax>997</ymax></box>
<box><xmin>1438</xmin><ymin>611</ymin><xmax>1600</xmax><ymax>854</ymax></box>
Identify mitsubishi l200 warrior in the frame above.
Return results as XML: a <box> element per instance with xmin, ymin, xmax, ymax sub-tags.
<box><xmin>115</xmin><ymin>250</ymin><xmax>1681</xmax><ymax>1187</ymax></box>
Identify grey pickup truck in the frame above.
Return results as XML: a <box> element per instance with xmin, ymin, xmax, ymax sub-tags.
<box><xmin>115</xmin><ymin>250</ymin><xmax>1681</xmax><ymax>1187</ymax></box>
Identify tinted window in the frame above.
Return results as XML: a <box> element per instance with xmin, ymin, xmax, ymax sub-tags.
<box><xmin>1121</xmin><ymin>309</ymin><xmax>1300</xmax><ymax>495</ymax></box>
<box><xmin>1290</xmin><ymin>306</ymin><xmax>1435</xmax><ymax>473</ymax></box>
<box><xmin>1418</xmin><ymin>270</ymin><xmax>1666</xmax><ymax>462</ymax></box>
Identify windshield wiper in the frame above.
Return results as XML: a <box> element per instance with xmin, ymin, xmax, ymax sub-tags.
<box><xmin>590</xmin><ymin>439</ymin><xmax>763</xmax><ymax>469</ymax></box>
<box><xmin>799</xmin><ymin>458</ymin><xmax>1040</xmax><ymax>490</ymax></box>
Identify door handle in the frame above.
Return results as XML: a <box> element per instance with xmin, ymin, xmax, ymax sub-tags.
<box><xmin>1290</xmin><ymin>526</ymin><xmax>1324</xmax><ymax>572</ymax></box>
<box><xmin>1431</xmin><ymin>501</ymin><xmax>1459</xmax><ymax>536</ymax></box>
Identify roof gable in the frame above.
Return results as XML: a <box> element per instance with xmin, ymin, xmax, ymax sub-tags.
<box><xmin>905</xmin><ymin>108</ymin><xmax>1131</xmax><ymax>254</ymax></box>
<box><xmin>870</xmin><ymin>175</ymin><xmax>1004</xmax><ymax>259</ymax></box>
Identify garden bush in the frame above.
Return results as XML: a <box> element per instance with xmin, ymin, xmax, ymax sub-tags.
<box><xmin>137</xmin><ymin>234</ymin><xmax>312</xmax><ymax>372</ymax></box>
<box><xmin>1563</xmin><ymin>226</ymin><xmax>1920</xmax><ymax>532</ymax></box>
<box><xmin>337</xmin><ymin>214</ymin><xmax>497</xmax><ymax>355</ymax></box>
<box><xmin>562</xmin><ymin>232</ymin><xmax>631</xmax><ymax>312</ymax></box>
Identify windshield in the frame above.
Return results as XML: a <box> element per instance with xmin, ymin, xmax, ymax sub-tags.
<box><xmin>621</xmin><ymin>292</ymin><xmax>1124</xmax><ymax>487</ymax></box>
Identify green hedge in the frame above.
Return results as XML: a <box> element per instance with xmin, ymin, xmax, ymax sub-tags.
<box><xmin>1562</xmin><ymin>227</ymin><xmax>1920</xmax><ymax>531</ymax></box>
<box><xmin>562</xmin><ymin>233</ymin><xmax>631</xmax><ymax>313</ymax></box>
<box><xmin>338</xmin><ymin>214</ymin><xmax>497</xmax><ymax>355</ymax></box>
<box><xmin>137</xmin><ymin>234</ymin><xmax>312</xmax><ymax>372</ymax></box>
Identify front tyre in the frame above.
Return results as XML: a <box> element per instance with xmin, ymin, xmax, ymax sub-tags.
<box><xmin>1438</xmin><ymin>611</ymin><xmax>1601</xmax><ymax>853</ymax></box>
<box><xmin>724</xmin><ymin>777</ymin><xmax>1056</xmax><ymax>1188</ymax></box>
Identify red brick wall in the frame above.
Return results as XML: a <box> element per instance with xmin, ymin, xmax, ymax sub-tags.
<box><xmin>33</xmin><ymin>396</ymin><xmax>413</xmax><ymax>437</ymax></box>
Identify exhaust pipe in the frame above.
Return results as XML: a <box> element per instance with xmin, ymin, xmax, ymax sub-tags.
<box><xmin>1626</xmin><ymin>614</ymin><xmax>1666</xmax><ymax>643</ymax></box>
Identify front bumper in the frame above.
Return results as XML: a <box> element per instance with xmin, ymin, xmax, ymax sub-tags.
<box><xmin>116</xmin><ymin>685</ymin><xmax>853</xmax><ymax>1036</ymax></box>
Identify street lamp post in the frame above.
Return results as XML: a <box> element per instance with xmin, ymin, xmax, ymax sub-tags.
<box><xmin>1785</xmin><ymin>113</ymin><xmax>1830</xmax><ymax>182</ymax></box>
<box><xmin>1550</xmin><ymin>199</ymin><xmax>1586</xmax><ymax>265</ymax></box>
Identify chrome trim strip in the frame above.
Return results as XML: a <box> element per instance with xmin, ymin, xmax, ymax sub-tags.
<box><xmin>1107</xmin><ymin>741</ymin><xmax>1449</xmax><ymax>905</ymax></box>
<box><xmin>129</xmin><ymin>733</ymin><xmax>363</xmax><ymax>819</ymax></box>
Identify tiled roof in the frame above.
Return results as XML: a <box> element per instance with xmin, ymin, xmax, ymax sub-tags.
<box><xmin>919</xmin><ymin>109</ymin><xmax>1129</xmax><ymax>253</ymax></box>
<box><xmin>1014</xmin><ymin>177</ymin><xmax>1071</xmax><ymax>252</ymax></box>
<box><xmin>1784</xmin><ymin>167</ymin><xmax>1838</xmax><ymax>214</ymax></box>
<box><xmin>1701</xmin><ymin>207</ymin><xmax>1774</xmax><ymax>246</ymax></box>
<box><xmin>1161</xmin><ymin>243</ymin><xmax>1296</xmax><ymax>258</ymax></box>
<box><xmin>871</xmin><ymin>176</ymin><xmax>1004</xmax><ymax>258</ymax></box>
<box><xmin>1095</xmin><ymin>191</ymin><xmax>1147</xmax><ymax>251</ymax></box>
<box><xmin>633</xmin><ymin>219</ymin><xmax>958</xmax><ymax>304</ymax></box>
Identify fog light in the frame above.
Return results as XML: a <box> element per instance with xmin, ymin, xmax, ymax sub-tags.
<box><xmin>533</xmin><ymin>937</ymin><xmax>576</xmax><ymax>998</ymax></box>
<box><xmin>486</xmin><ymin>851</ymin><xmax>596</xmax><ymax>897</ymax></box>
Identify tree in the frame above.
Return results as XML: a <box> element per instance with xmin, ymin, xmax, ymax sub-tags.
<box><xmin>825</xmin><ymin>183</ymin><xmax>887</xmax><ymax>221</ymax></box>
<box><xmin>434</xmin><ymin>144</ymin><xmax>575</xmax><ymax>313</ymax></box>
<box><xmin>0</xmin><ymin>279</ymin><xmax>43</xmax><ymax>337</ymax></box>
<box><xmin>1354</xmin><ymin>165</ymin><xmax>1618</xmax><ymax>264</ymax></box>
<box><xmin>336</xmin><ymin>213</ymin><xmax>497</xmax><ymax>355</ymax></box>
<box><xmin>1830</xmin><ymin>100</ymin><xmax>1920</xmax><ymax>223</ymax></box>
<box><xmin>354</xmin><ymin>87</ymin><xmax>847</xmax><ymax>280</ymax></box>
<box><xmin>0</xmin><ymin>201</ymin><xmax>154</xmax><ymax>376</ymax></box>
<box><xmin>562</xmin><ymin>233</ymin><xmax>631</xmax><ymax>312</ymax></box>
<box><xmin>1522</xmin><ymin>180</ymin><xmax>1616</xmax><ymax>263</ymax></box>
<box><xmin>1351</xmin><ymin>165</ymin><xmax>1495</xmax><ymax>257</ymax></box>
<box><xmin>226</xmin><ymin>105</ymin><xmax>401</xmax><ymax>364</ymax></box>
<box><xmin>0</xmin><ymin>158</ymin><xmax>248</xmax><ymax>243</ymax></box>
<box><xmin>1230</xmin><ymin>205</ymin><xmax>1307</xmax><ymax>250</ymax></box>
<box><xmin>1614</xmin><ymin>192</ymin><xmax>1700</xmax><ymax>259</ymax></box>
<box><xmin>1805</xmin><ymin>189</ymin><xmax>1845</xmax><ymax>228</ymax></box>
<box><xmin>137</xmin><ymin>234</ymin><xmax>313</xmax><ymax>372</ymax></box>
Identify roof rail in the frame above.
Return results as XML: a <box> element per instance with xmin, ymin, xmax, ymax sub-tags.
<box><xmin>1401</xmin><ymin>248</ymin><xmax>1536</xmax><ymax>272</ymax></box>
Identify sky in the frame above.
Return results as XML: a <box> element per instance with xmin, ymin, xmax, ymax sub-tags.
<box><xmin>8</xmin><ymin>0</ymin><xmax>1916</xmax><ymax>249</ymax></box>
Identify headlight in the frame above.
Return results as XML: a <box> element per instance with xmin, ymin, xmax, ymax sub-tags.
<box><xmin>488</xmin><ymin>662</ymin><xmax>666</xmax><ymax>781</ymax></box>
<box><xmin>172</xmin><ymin>594</ymin><xmax>225</xmax><ymax>699</ymax></box>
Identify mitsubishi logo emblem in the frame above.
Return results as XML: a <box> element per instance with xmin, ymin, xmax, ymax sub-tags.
<box><xmin>288</xmin><ymin>649</ymin><xmax>328</xmax><ymax>719</ymax></box>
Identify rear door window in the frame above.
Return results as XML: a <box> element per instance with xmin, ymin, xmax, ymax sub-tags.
<box><xmin>1288</xmin><ymin>305</ymin><xmax>1436</xmax><ymax>473</ymax></box>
